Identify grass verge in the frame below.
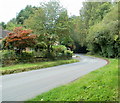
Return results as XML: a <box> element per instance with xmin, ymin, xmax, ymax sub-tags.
<box><xmin>0</xmin><ymin>59</ymin><xmax>79</xmax><ymax>75</ymax></box>
<box><xmin>28</xmin><ymin>58</ymin><xmax>118</xmax><ymax>101</ymax></box>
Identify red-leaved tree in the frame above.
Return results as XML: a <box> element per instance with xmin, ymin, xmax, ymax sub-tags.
<box><xmin>5</xmin><ymin>27</ymin><xmax>36</xmax><ymax>54</ymax></box>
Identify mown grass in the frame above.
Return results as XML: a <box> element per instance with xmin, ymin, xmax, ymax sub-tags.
<box><xmin>0</xmin><ymin>59</ymin><xmax>79</xmax><ymax>75</ymax></box>
<box><xmin>28</xmin><ymin>58</ymin><xmax>118</xmax><ymax>101</ymax></box>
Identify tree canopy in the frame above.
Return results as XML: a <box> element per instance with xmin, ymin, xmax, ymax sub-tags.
<box><xmin>4</xmin><ymin>0</ymin><xmax>119</xmax><ymax>58</ymax></box>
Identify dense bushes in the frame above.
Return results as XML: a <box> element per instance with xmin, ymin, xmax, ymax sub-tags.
<box><xmin>1</xmin><ymin>50</ymin><xmax>17</xmax><ymax>66</ymax></box>
<box><xmin>34</xmin><ymin>45</ymin><xmax>73</xmax><ymax>60</ymax></box>
<box><xmin>1</xmin><ymin>45</ymin><xmax>73</xmax><ymax>67</ymax></box>
<box><xmin>52</xmin><ymin>45</ymin><xmax>73</xmax><ymax>59</ymax></box>
<box><xmin>52</xmin><ymin>45</ymin><xmax>66</xmax><ymax>59</ymax></box>
<box><xmin>1</xmin><ymin>50</ymin><xmax>39</xmax><ymax>66</ymax></box>
<box><xmin>16</xmin><ymin>51</ymin><xmax>34</xmax><ymax>62</ymax></box>
<box><xmin>64</xmin><ymin>50</ymin><xmax>73</xmax><ymax>57</ymax></box>
<box><xmin>2</xmin><ymin>50</ymin><xmax>16</xmax><ymax>60</ymax></box>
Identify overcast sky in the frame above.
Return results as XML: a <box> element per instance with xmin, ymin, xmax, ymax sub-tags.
<box><xmin>0</xmin><ymin>0</ymin><xmax>85</xmax><ymax>23</ymax></box>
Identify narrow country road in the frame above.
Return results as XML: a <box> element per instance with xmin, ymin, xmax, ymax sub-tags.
<box><xmin>1</xmin><ymin>54</ymin><xmax>107</xmax><ymax>101</ymax></box>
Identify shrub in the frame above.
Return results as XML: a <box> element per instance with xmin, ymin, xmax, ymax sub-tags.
<box><xmin>1</xmin><ymin>50</ymin><xmax>35</xmax><ymax>66</ymax></box>
<box><xmin>51</xmin><ymin>45</ymin><xmax>66</xmax><ymax>59</ymax></box>
<box><xmin>34</xmin><ymin>45</ymin><xmax>73</xmax><ymax>60</ymax></box>
<box><xmin>64</xmin><ymin>50</ymin><xmax>73</xmax><ymax>58</ymax></box>
<box><xmin>53</xmin><ymin>45</ymin><xmax>67</xmax><ymax>53</ymax></box>
<box><xmin>2</xmin><ymin>50</ymin><xmax>16</xmax><ymax>60</ymax></box>
<box><xmin>51</xmin><ymin>45</ymin><xmax>73</xmax><ymax>59</ymax></box>
<box><xmin>35</xmin><ymin>42</ymin><xmax>47</xmax><ymax>51</ymax></box>
<box><xmin>16</xmin><ymin>51</ymin><xmax>34</xmax><ymax>63</ymax></box>
<box><xmin>34</xmin><ymin>49</ymin><xmax>47</xmax><ymax>58</ymax></box>
<box><xmin>1</xmin><ymin>50</ymin><xmax>17</xmax><ymax>66</ymax></box>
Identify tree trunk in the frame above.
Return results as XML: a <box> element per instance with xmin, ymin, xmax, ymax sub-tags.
<box><xmin>15</xmin><ymin>48</ymin><xmax>22</xmax><ymax>55</ymax></box>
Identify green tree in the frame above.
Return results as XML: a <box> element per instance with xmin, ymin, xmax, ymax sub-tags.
<box><xmin>24</xmin><ymin>0</ymin><xmax>66</xmax><ymax>35</ymax></box>
<box><xmin>55</xmin><ymin>10</ymin><xmax>74</xmax><ymax>49</ymax></box>
<box><xmin>80</xmin><ymin>2</ymin><xmax>112</xmax><ymax>28</ymax></box>
<box><xmin>69</xmin><ymin>16</ymin><xmax>87</xmax><ymax>46</ymax></box>
<box><xmin>6</xmin><ymin>18</ymin><xmax>22</xmax><ymax>31</ymax></box>
<box><xmin>16</xmin><ymin>5</ymin><xmax>37</xmax><ymax>24</ymax></box>
<box><xmin>79</xmin><ymin>2</ymin><xmax>112</xmax><ymax>44</ymax></box>
<box><xmin>0</xmin><ymin>22</ymin><xmax>6</xmax><ymax>29</ymax></box>
<box><xmin>87</xmin><ymin>4</ymin><xmax>119</xmax><ymax>57</ymax></box>
<box><xmin>74</xmin><ymin>1</ymin><xmax>113</xmax><ymax>53</ymax></box>
<box><xmin>24</xmin><ymin>8</ymin><xmax>46</xmax><ymax>34</ymax></box>
<box><xmin>40</xmin><ymin>0</ymin><xmax>66</xmax><ymax>34</ymax></box>
<box><xmin>24</xmin><ymin>0</ymin><xmax>71</xmax><ymax>50</ymax></box>
<box><xmin>68</xmin><ymin>16</ymin><xmax>88</xmax><ymax>52</ymax></box>
<box><xmin>37</xmin><ymin>33</ymin><xmax>58</xmax><ymax>58</ymax></box>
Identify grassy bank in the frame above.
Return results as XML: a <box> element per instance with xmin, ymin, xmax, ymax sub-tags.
<box><xmin>0</xmin><ymin>59</ymin><xmax>79</xmax><ymax>75</ymax></box>
<box><xmin>28</xmin><ymin>58</ymin><xmax>118</xmax><ymax>101</ymax></box>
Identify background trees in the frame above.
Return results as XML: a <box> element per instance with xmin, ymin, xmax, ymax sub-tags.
<box><xmin>0</xmin><ymin>22</ymin><xmax>6</xmax><ymax>29</ymax></box>
<box><xmin>40</xmin><ymin>0</ymin><xmax>65</xmax><ymax>34</ymax></box>
<box><xmin>80</xmin><ymin>2</ymin><xmax>111</xmax><ymax>28</ymax></box>
<box><xmin>55</xmin><ymin>10</ymin><xmax>74</xmax><ymax>50</ymax></box>
<box><xmin>24</xmin><ymin>8</ymin><xmax>46</xmax><ymax>34</ymax></box>
<box><xmin>5</xmin><ymin>18</ymin><xmax>22</xmax><ymax>31</ymax></box>
<box><xmin>4</xmin><ymin>0</ymin><xmax>119</xmax><ymax>58</ymax></box>
<box><xmin>69</xmin><ymin>16</ymin><xmax>87</xmax><ymax>52</ymax></box>
<box><xmin>24</xmin><ymin>0</ymin><xmax>65</xmax><ymax>34</ymax></box>
<box><xmin>16</xmin><ymin>5</ymin><xmax>37</xmax><ymax>24</ymax></box>
<box><xmin>87</xmin><ymin>5</ymin><xmax>119</xmax><ymax>57</ymax></box>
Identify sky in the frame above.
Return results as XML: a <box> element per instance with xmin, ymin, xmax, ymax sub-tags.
<box><xmin>0</xmin><ymin>0</ymin><xmax>85</xmax><ymax>23</ymax></box>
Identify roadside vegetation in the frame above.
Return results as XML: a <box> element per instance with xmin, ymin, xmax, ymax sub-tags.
<box><xmin>0</xmin><ymin>59</ymin><xmax>79</xmax><ymax>75</ymax></box>
<box><xmin>28</xmin><ymin>58</ymin><xmax>118</xmax><ymax>101</ymax></box>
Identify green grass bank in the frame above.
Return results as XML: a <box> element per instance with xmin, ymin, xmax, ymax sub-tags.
<box><xmin>0</xmin><ymin>59</ymin><xmax>79</xmax><ymax>75</ymax></box>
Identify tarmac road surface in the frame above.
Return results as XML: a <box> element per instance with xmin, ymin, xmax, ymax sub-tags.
<box><xmin>1</xmin><ymin>54</ymin><xmax>107</xmax><ymax>101</ymax></box>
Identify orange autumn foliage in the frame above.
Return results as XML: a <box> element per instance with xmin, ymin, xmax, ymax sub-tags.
<box><xmin>5</xmin><ymin>27</ymin><xmax>36</xmax><ymax>49</ymax></box>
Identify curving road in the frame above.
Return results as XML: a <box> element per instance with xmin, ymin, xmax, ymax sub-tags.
<box><xmin>1</xmin><ymin>54</ymin><xmax>107</xmax><ymax>101</ymax></box>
